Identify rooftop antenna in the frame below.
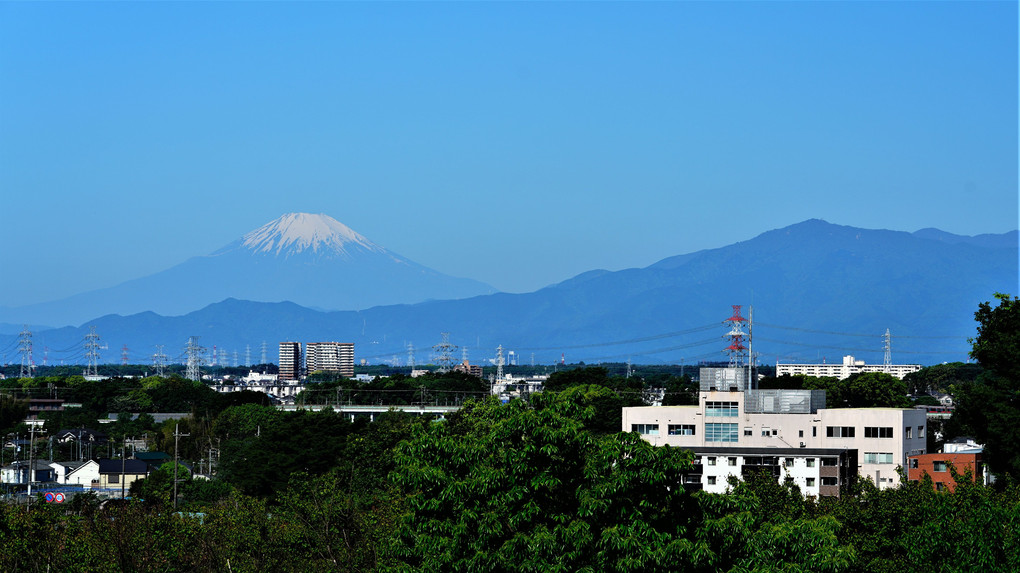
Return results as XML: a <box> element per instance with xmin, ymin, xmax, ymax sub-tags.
<box><xmin>84</xmin><ymin>326</ymin><xmax>101</xmax><ymax>377</ymax></box>
<box><xmin>18</xmin><ymin>326</ymin><xmax>33</xmax><ymax>379</ymax></box>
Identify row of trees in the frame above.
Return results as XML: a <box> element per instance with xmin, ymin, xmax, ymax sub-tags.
<box><xmin>0</xmin><ymin>391</ymin><xmax>1017</xmax><ymax>572</ymax></box>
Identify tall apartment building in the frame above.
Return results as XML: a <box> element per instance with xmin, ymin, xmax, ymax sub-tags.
<box><xmin>306</xmin><ymin>342</ymin><xmax>355</xmax><ymax>377</ymax></box>
<box><xmin>278</xmin><ymin>342</ymin><xmax>302</xmax><ymax>381</ymax></box>
<box><xmin>623</xmin><ymin>367</ymin><xmax>927</xmax><ymax>494</ymax></box>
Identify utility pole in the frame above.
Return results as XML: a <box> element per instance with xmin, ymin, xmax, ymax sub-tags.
<box><xmin>27</xmin><ymin>423</ymin><xmax>36</xmax><ymax>498</ymax></box>
<box><xmin>121</xmin><ymin>437</ymin><xmax>127</xmax><ymax>499</ymax></box>
<box><xmin>173</xmin><ymin>424</ymin><xmax>191</xmax><ymax>508</ymax></box>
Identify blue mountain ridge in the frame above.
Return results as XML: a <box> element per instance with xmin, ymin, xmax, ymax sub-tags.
<box><xmin>3</xmin><ymin>219</ymin><xmax>1016</xmax><ymax>367</ymax></box>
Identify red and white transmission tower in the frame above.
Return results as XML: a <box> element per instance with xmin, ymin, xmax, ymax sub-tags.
<box><xmin>724</xmin><ymin>305</ymin><xmax>749</xmax><ymax>367</ymax></box>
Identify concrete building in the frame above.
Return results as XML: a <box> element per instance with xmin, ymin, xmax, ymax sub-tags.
<box><xmin>907</xmin><ymin>452</ymin><xmax>984</xmax><ymax>491</ymax></box>
<box><xmin>453</xmin><ymin>360</ymin><xmax>483</xmax><ymax>378</ymax></box>
<box><xmin>306</xmin><ymin>342</ymin><xmax>355</xmax><ymax>377</ymax></box>
<box><xmin>776</xmin><ymin>355</ymin><xmax>921</xmax><ymax>380</ymax></box>
<box><xmin>279</xmin><ymin>342</ymin><xmax>302</xmax><ymax>381</ymax></box>
<box><xmin>623</xmin><ymin>367</ymin><xmax>927</xmax><ymax>491</ymax></box>
<box><xmin>682</xmin><ymin>447</ymin><xmax>858</xmax><ymax>497</ymax></box>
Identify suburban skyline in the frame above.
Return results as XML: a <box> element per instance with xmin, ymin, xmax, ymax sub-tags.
<box><xmin>1</xmin><ymin>2</ymin><xmax>1016</xmax><ymax>308</ymax></box>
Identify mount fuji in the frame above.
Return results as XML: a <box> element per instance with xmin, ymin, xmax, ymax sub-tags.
<box><xmin>0</xmin><ymin>213</ymin><xmax>496</xmax><ymax>327</ymax></box>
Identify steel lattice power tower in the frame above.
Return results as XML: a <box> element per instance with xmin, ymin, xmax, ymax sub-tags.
<box><xmin>883</xmin><ymin>329</ymin><xmax>892</xmax><ymax>372</ymax></box>
<box><xmin>84</xmin><ymin>326</ymin><xmax>102</xmax><ymax>377</ymax></box>
<box><xmin>407</xmin><ymin>343</ymin><xmax>415</xmax><ymax>371</ymax></box>
<box><xmin>432</xmin><ymin>333</ymin><xmax>458</xmax><ymax>373</ymax></box>
<box><xmin>186</xmin><ymin>336</ymin><xmax>205</xmax><ymax>381</ymax></box>
<box><xmin>18</xmin><ymin>326</ymin><xmax>33</xmax><ymax>379</ymax></box>
<box><xmin>724</xmin><ymin>305</ymin><xmax>749</xmax><ymax>367</ymax></box>
<box><xmin>152</xmin><ymin>345</ymin><xmax>168</xmax><ymax>377</ymax></box>
<box><xmin>245</xmin><ymin>344</ymin><xmax>251</xmax><ymax>367</ymax></box>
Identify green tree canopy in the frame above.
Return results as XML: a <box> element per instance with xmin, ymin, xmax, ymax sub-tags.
<box><xmin>953</xmin><ymin>294</ymin><xmax>1020</xmax><ymax>480</ymax></box>
<box><xmin>389</xmin><ymin>396</ymin><xmax>705</xmax><ymax>572</ymax></box>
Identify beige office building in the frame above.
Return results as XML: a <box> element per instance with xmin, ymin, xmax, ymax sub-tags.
<box><xmin>624</xmin><ymin>368</ymin><xmax>927</xmax><ymax>491</ymax></box>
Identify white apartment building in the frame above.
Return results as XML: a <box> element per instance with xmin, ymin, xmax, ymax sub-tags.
<box><xmin>306</xmin><ymin>342</ymin><xmax>355</xmax><ymax>377</ymax></box>
<box><xmin>683</xmin><ymin>447</ymin><xmax>857</xmax><ymax>497</ymax></box>
<box><xmin>776</xmin><ymin>355</ymin><xmax>921</xmax><ymax>380</ymax></box>
<box><xmin>624</xmin><ymin>368</ymin><xmax>927</xmax><ymax>490</ymax></box>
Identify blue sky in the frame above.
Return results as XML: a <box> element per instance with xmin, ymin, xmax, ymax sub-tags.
<box><xmin>1</xmin><ymin>1</ymin><xmax>1016</xmax><ymax>307</ymax></box>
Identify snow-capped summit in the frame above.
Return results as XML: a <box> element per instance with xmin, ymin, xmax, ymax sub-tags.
<box><xmin>0</xmin><ymin>213</ymin><xmax>496</xmax><ymax>325</ymax></box>
<box><xmin>241</xmin><ymin>213</ymin><xmax>384</xmax><ymax>258</ymax></box>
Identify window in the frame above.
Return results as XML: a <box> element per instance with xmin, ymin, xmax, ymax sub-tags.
<box><xmin>909</xmin><ymin>459</ymin><xmax>919</xmax><ymax>469</ymax></box>
<box><xmin>812</xmin><ymin>427</ymin><xmax>817</xmax><ymax>438</ymax></box>
<box><xmin>821</xmin><ymin>457</ymin><xmax>837</xmax><ymax>467</ymax></box>
<box><xmin>798</xmin><ymin>430</ymin><xmax>804</xmax><ymax>438</ymax></box>
<box><xmin>784</xmin><ymin>458</ymin><xmax>794</xmax><ymax>468</ymax></box>
<box><xmin>826</xmin><ymin>426</ymin><xmax>855</xmax><ymax>438</ymax></box>
<box><xmin>744</xmin><ymin>427</ymin><xmax>752</xmax><ymax>436</ymax></box>
<box><xmin>684</xmin><ymin>475</ymin><xmax>701</xmax><ymax>484</ymax></box>
<box><xmin>806</xmin><ymin>478</ymin><xmax>816</xmax><ymax>487</ymax></box>
<box><xmin>806</xmin><ymin>458</ymin><xmax>815</xmax><ymax>468</ymax></box>
<box><xmin>821</xmin><ymin>477</ymin><xmax>838</xmax><ymax>486</ymax></box>
<box><xmin>933</xmin><ymin>461</ymin><xmax>948</xmax><ymax>472</ymax></box>
<box><xmin>707</xmin><ymin>476</ymin><xmax>717</xmax><ymax>485</ymax></box>
<box><xmin>707</xmin><ymin>457</ymin><xmax>717</xmax><ymax>466</ymax></box>
<box><xmin>864</xmin><ymin>452</ymin><xmax>894</xmax><ymax>464</ymax></box>
<box><xmin>705</xmin><ymin>401</ymin><xmax>739</xmax><ymax>417</ymax></box>
<box><xmin>864</xmin><ymin>426</ymin><xmax>893</xmax><ymax>438</ymax></box>
<box><xmin>109</xmin><ymin>474</ymin><xmax>119</xmax><ymax>484</ymax></box>
<box><xmin>936</xmin><ymin>482</ymin><xmax>946</xmax><ymax>491</ymax></box>
<box><xmin>905</xmin><ymin>427</ymin><xmax>912</xmax><ymax>439</ymax></box>
<box><xmin>761</xmin><ymin>427</ymin><xmax>771</xmax><ymax>437</ymax></box>
<box><xmin>727</xmin><ymin>457</ymin><xmax>737</xmax><ymax>466</ymax></box>
<box><xmin>705</xmin><ymin>423</ymin><xmax>739</xmax><ymax>443</ymax></box>
<box><xmin>918</xmin><ymin>425</ymin><xmax>925</xmax><ymax>438</ymax></box>
<box><xmin>631</xmin><ymin>424</ymin><xmax>660</xmax><ymax>436</ymax></box>
<box><xmin>668</xmin><ymin>424</ymin><xmax>695</xmax><ymax>436</ymax></box>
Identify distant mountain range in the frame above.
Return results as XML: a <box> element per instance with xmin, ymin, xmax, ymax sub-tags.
<box><xmin>1</xmin><ymin>219</ymin><xmax>1015</xmax><ymax>368</ymax></box>
<box><xmin>0</xmin><ymin>213</ymin><xmax>495</xmax><ymax>327</ymax></box>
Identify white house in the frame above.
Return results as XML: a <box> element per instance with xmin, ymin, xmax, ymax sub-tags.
<box><xmin>51</xmin><ymin>459</ymin><xmax>100</xmax><ymax>488</ymax></box>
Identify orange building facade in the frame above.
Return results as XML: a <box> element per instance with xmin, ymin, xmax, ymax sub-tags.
<box><xmin>906</xmin><ymin>452</ymin><xmax>983</xmax><ymax>491</ymax></box>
